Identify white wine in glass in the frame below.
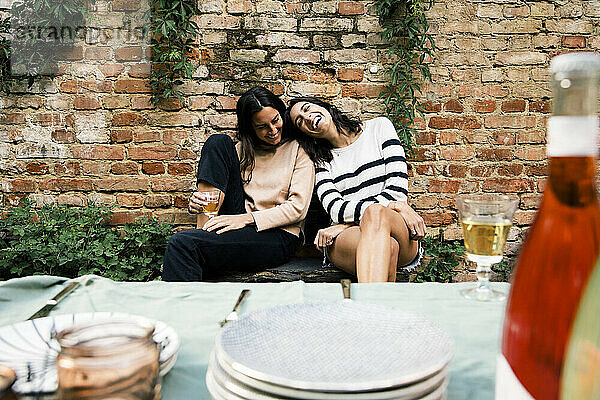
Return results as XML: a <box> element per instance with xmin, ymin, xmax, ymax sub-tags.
<box><xmin>456</xmin><ymin>195</ymin><xmax>518</xmax><ymax>301</ymax></box>
<box><xmin>199</xmin><ymin>190</ymin><xmax>221</xmax><ymax>218</ymax></box>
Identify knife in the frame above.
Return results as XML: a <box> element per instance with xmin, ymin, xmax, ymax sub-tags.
<box><xmin>27</xmin><ymin>281</ymin><xmax>80</xmax><ymax>320</ymax></box>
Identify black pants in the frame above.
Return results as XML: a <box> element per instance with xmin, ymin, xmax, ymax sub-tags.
<box><xmin>162</xmin><ymin>134</ymin><xmax>299</xmax><ymax>281</ymax></box>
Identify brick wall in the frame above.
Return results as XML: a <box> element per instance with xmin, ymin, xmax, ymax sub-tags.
<box><xmin>0</xmin><ymin>0</ymin><xmax>598</xmax><ymax>249</ymax></box>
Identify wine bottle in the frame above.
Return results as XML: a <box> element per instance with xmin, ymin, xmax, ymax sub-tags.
<box><xmin>496</xmin><ymin>53</ymin><xmax>600</xmax><ymax>399</ymax></box>
<box><xmin>560</xmin><ymin>260</ymin><xmax>600</xmax><ymax>399</ymax></box>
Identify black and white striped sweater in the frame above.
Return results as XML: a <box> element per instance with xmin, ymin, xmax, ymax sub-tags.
<box><xmin>315</xmin><ymin>117</ymin><xmax>409</xmax><ymax>224</ymax></box>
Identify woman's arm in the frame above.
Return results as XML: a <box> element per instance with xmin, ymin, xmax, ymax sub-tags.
<box><xmin>372</xmin><ymin>117</ymin><xmax>409</xmax><ymax>205</ymax></box>
<box><xmin>249</xmin><ymin>147</ymin><xmax>316</xmax><ymax>231</ymax></box>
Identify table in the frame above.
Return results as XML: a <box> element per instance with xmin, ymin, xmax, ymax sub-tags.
<box><xmin>0</xmin><ymin>275</ymin><xmax>508</xmax><ymax>400</ymax></box>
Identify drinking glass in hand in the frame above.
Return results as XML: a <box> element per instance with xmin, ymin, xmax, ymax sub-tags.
<box><xmin>199</xmin><ymin>190</ymin><xmax>221</xmax><ymax>218</ymax></box>
<box><xmin>456</xmin><ymin>194</ymin><xmax>519</xmax><ymax>301</ymax></box>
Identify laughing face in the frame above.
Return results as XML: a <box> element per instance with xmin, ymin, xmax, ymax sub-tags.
<box><xmin>289</xmin><ymin>101</ymin><xmax>333</xmax><ymax>138</ymax></box>
<box><xmin>252</xmin><ymin>106</ymin><xmax>283</xmax><ymax>146</ymax></box>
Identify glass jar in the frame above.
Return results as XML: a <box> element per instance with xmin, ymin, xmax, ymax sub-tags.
<box><xmin>56</xmin><ymin>319</ymin><xmax>161</xmax><ymax>400</ymax></box>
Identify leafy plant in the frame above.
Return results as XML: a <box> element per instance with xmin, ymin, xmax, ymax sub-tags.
<box><xmin>413</xmin><ymin>232</ymin><xmax>464</xmax><ymax>283</ymax></box>
<box><xmin>492</xmin><ymin>257</ymin><xmax>515</xmax><ymax>283</ymax></box>
<box><xmin>0</xmin><ymin>200</ymin><xmax>173</xmax><ymax>281</ymax></box>
<box><xmin>0</xmin><ymin>14</ymin><xmax>10</xmax><ymax>93</ymax></box>
<box><xmin>376</xmin><ymin>0</ymin><xmax>435</xmax><ymax>155</ymax></box>
<box><xmin>147</xmin><ymin>0</ymin><xmax>199</xmax><ymax>105</ymax></box>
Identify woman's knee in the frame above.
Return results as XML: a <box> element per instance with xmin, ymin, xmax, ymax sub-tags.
<box><xmin>360</xmin><ymin>203</ymin><xmax>391</xmax><ymax>230</ymax></box>
<box><xmin>389</xmin><ymin>237</ymin><xmax>399</xmax><ymax>257</ymax></box>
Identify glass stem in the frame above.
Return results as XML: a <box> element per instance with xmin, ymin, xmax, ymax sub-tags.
<box><xmin>475</xmin><ymin>263</ymin><xmax>492</xmax><ymax>292</ymax></box>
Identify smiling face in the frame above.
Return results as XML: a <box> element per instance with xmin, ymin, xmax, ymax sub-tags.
<box><xmin>252</xmin><ymin>106</ymin><xmax>283</xmax><ymax>146</ymax></box>
<box><xmin>289</xmin><ymin>101</ymin><xmax>334</xmax><ymax>138</ymax></box>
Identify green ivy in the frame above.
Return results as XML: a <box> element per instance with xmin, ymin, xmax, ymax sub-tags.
<box><xmin>0</xmin><ymin>14</ymin><xmax>10</xmax><ymax>93</ymax></box>
<box><xmin>492</xmin><ymin>257</ymin><xmax>515</xmax><ymax>283</ymax></box>
<box><xmin>147</xmin><ymin>0</ymin><xmax>199</xmax><ymax>105</ymax></box>
<box><xmin>414</xmin><ymin>232</ymin><xmax>464</xmax><ymax>283</ymax></box>
<box><xmin>0</xmin><ymin>200</ymin><xmax>173</xmax><ymax>281</ymax></box>
<box><xmin>376</xmin><ymin>0</ymin><xmax>435</xmax><ymax>155</ymax></box>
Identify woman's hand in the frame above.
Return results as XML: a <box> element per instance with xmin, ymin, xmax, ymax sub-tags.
<box><xmin>315</xmin><ymin>224</ymin><xmax>349</xmax><ymax>249</ymax></box>
<box><xmin>203</xmin><ymin>214</ymin><xmax>254</xmax><ymax>234</ymax></box>
<box><xmin>388</xmin><ymin>201</ymin><xmax>426</xmax><ymax>241</ymax></box>
<box><xmin>188</xmin><ymin>191</ymin><xmax>220</xmax><ymax>214</ymax></box>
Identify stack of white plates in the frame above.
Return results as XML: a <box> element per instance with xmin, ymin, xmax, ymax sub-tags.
<box><xmin>207</xmin><ymin>301</ymin><xmax>453</xmax><ymax>400</ymax></box>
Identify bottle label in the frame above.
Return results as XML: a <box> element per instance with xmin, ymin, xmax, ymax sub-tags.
<box><xmin>547</xmin><ymin>116</ymin><xmax>599</xmax><ymax>157</ymax></box>
<box><xmin>495</xmin><ymin>355</ymin><xmax>535</xmax><ymax>400</ymax></box>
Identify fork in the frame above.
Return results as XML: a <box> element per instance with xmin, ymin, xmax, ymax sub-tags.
<box><xmin>219</xmin><ymin>290</ymin><xmax>251</xmax><ymax>328</ymax></box>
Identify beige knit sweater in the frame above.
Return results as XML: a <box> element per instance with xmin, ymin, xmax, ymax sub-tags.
<box><xmin>236</xmin><ymin>140</ymin><xmax>315</xmax><ymax>237</ymax></box>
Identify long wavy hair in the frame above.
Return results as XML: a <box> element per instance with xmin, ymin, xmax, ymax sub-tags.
<box><xmin>236</xmin><ymin>86</ymin><xmax>288</xmax><ymax>182</ymax></box>
<box><xmin>284</xmin><ymin>97</ymin><xmax>362</xmax><ymax>165</ymax></box>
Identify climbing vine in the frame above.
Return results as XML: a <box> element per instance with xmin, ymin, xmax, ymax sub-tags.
<box><xmin>376</xmin><ymin>0</ymin><xmax>435</xmax><ymax>155</ymax></box>
<box><xmin>147</xmin><ymin>0</ymin><xmax>199</xmax><ymax>105</ymax></box>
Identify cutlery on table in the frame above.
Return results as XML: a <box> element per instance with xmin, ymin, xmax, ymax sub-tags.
<box><xmin>340</xmin><ymin>279</ymin><xmax>352</xmax><ymax>301</ymax></box>
<box><xmin>219</xmin><ymin>289</ymin><xmax>250</xmax><ymax>328</ymax></box>
<box><xmin>27</xmin><ymin>281</ymin><xmax>80</xmax><ymax>320</ymax></box>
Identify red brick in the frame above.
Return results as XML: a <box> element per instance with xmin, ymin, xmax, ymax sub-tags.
<box><xmin>415</xmin><ymin>132</ymin><xmax>436</xmax><ymax>145</ymax></box>
<box><xmin>134</xmin><ymin>130</ymin><xmax>161</xmax><ymax>143</ymax></box>
<box><xmin>145</xmin><ymin>195</ymin><xmax>172</xmax><ymax>208</ymax></box>
<box><xmin>447</xmin><ymin>165</ymin><xmax>468</xmax><ymax>178</ymax></box>
<box><xmin>128</xmin><ymin>64</ymin><xmax>151</xmax><ymax>78</ymax></box>
<box><xmin>163</xmin><ymin>130</ymin><xmax>188</xmax><ymax>145</ymax></box>
<box><xmin>484</xmin><ymin>115</ymin><xmax>536</xmax><ymax>129</ymax></box>
<box><xmin>342</xmin><ymin>83</ymin><xmax>385</xmax><ymax>98</ymax></box>
<box><xmin>2</xmin><ymin>179</ymin><xmax>36</xmax><ymax>193</ymax></box>
<box><xmin>422</xmin><ymin>212</ymin><xmax>454</xmax><ymax>227</ymax></box>
<box><xmin>99</xmin><ymin>64</ymin><xmax>124</xmax><ymax>78</ymax></box>
<box><xmin>109</xmin><ymin>210</ymin><xmax>151</xmax><ymax>225</ymax></box>
<box><xmin>494</xmin><ymin>132</ymin><xmax>516</xmax><ymax>145</ymax></box>
<box><xmin>525</xmin><ymin>165</ymin><xmax>547</xmax><ymax>176</ymax></box>
<box><xmin>131</xmin><ymin>96</ymin><xmax>154</xmax><ymax>110</ymax></box>
<box><xmin>129</xmin><ymin>146</ymin><xmax>177</xmax><ymax>160</ymax></box>
<box><xmin>482</xmin><ymin>178</ymin><xmax>534</xmax><ymax>193</ymax></box>
<box><xmin>55</xmin><ymin>46</ymin><xmax>83</xmax><ymax>61</ymax></box>
<box><xmin>111</xmin><ymin>161</ymin><xmax>139</xmax><ymax>175</ymax></box>
<box><xmin>458</xmin><ymin>85</ymin><xmax>509</xmax><ymax>98</ymax></box>
<box><xmin>188</xmin><ymin>96</ymin><xmax>214</xmax><ymax>111</ymax></box>
<box><xmin>52</xmin><ymin>129</ymin><xmax>76</xmax><ymax>143</ymax></box>
<box><xmin>158</xmin><ymin>98</ymin><xmax>184</xmax><ymax>111</ymax></box>
<box><xmin>168</xmin><ymin>163</ymin><xmax>194</xmax><ymax>175</ymax></box>
<box><xmin>60</xmin><ymin>80</ymin><xmax>78</xmax><ymax>93</ymax></box>
<box><xmin>283</xmin><ymin>67</ymin><xmax>308</xmax><ymax>82</ymax></box>
<box><xmin>429</xmin><ymin>117</ymin><xmax>481</xmax><ymax>130</ymax></box>
<box><xmin>96</xmin><ymin>177</ymin><xmax>149</xmax><ymax>192</ymax></box>
<box><xmin>517</xmin><ymin>130</ymin><xmax>545</xmax><ymax>144</ymax></box>
<box><xmin>474</xmin><ymin>100</ymin><xmax>496</xmax><ymax>113</ymax></box>
<box><xmin>110</xmin><ymin>128</ymin><xmax>134</xmax><ymax>143</ymax></box>
<box><xmin>286</xmin><ymin>2</ymin><xmax>310</xmax><ymax>13</ymax></box>
<box><xmin>39</xmin><ymin>178</ymin><xmax>94</xmax><ymax>191</ymax></box>
<box><xmin>414</xmin><ymin>164</ymin><xmax>435</xmax><ymax>175</ymax></box>
<box><xmin>117</xmin><ymin>193</ymin><xmax>145</xmax><ymax>208</ymax></box>
<box><xmin>179</xmin><ymin>149</ymin><xmax>197</xmax><ymax>159</ymax></box>
<box><xmin>429</xmin><ymin>180</ymin><xmax>461</xmax><ymax>193</ymax></box>
<box><xmin>561</xmin><ymin>36</ymin><xmax>586</xmax><ymax>48</ymax></box>
<box><xmin>54</xmin><ymin>162</ymin><xmax>82</xmax><ymax>175</ymax></box>
<box><xmin>477</xmin><ymin>148</ymin><xmax>514</xmax><ymax>161</ymax></box>
<box><xmin>115</xmin><ymin>46</ymin><xmax>144</xmax><ymax>61</ymax></box>
<box><xmin>114</xmin><ymin>79</ymin><xmax>152</xmax><ymax>93</ymax></box>
<box><xmin>337</xmin><ymin>68</ymin><xmax>363</xmax><ymax>82</ymax></box>
<box><xmin>411</xmin><ymin>148</ymin><xmax>437</xmax><ymax>162</ymax></box>
<box><xmin>173</xmin><ymin>194</ymin><xmax>188</xmax><ymax>208</ymax></box>
<box><xmin>440</xmin><ymin>147</ymin><xmax>474</xmax><ymax>161</ymax></box>
<box><xmin>142</xmin><ymin>162</ymin><xmax>165</xmax><ymax>175</ymax></box>
<box><xmin>3</xmin><ymin>194</ymin><xmax>27</xmax><ymax>205</ymax></box>
<box><xmin>72</xmin><ymin>145</ymin><xmax>125</xmax><ymax>160</ymax></box>
<box><xmin>439</xmin><ymin>132</ymin><xmax>460</xmax><ymax>145</ymax></box>
<box><xmin>113</xmin><ymin>0</ymin><xmax>140</xmax><ymax>11</ymax></box>
<box><xmin>310</xmin><ymin>69</ymin><xmax>336</xmax><ymax>83</ymax></box>
<box><xmin>266</xmin><ymin>83</ymin><xmax>285</xmax><ymax>96</ymax></box>
<box><xmin>515</xmin><ymin>147</ymin><xmax>546</xmax><ymax>161</ymax></box>
<box><xmin>74</xmin><ymin>96</ymin><xmax>100</xmax><ymax>110</ymax></box>
<box><xmin>26</xmin><ymin>162</ymin><xmax>49</xmax><ymax>175</ymax></box>
<box><xmin>444</xmin><ymin>99</ymin><xmax>463</xmax><ymax>113</ymax></box>
<box><xmin>421</xmin><ymin>101</ymin><xmax>442</xmax><ymax>113</ymax></box>
<box><xmin>501</xmin><ymin>99</ymin><xmax>526</xmax><ymax>113</ymax></box>
<box><xmin>81</xmin><ymin>161</ymin><xmax>110</xmax><ymax>176</ymax></box>
<box><xmin>85</xmin><ymin>47</ymin><xmax>113</xmax><ymax>60</ymax></box>
<box><xmin>497</xmin><ymin>165</ymin><xmax>524</xmax><ymax>177</ymax></box>
<box><xmin>56</xmin><ymin>194</ymin><xmax>86</xmax><ymax>206</ymax></box>
<box><xmin>529</xmin><ymin>100</ymin><xmax>551</xmax><ymax>113</ymax></box>
<box><xmin>151</xmin><ymin>178</ymin><xmax>194</xmax><ymax>192</ymax></box>
<box><xmin>112</xmin><ymin>112</ymin><xmax>147</xmax><ymax>126</ymax></box>
<box><xmin>0</xmin><ymin>113</ymin><xmax>25</xmax><ymax>124</ymax></box>
<box><xmin>215</xmin><ymin>96</ymin><xmax>238</xmax><ymax>110</ymax></box>
<box><xmin>36</xmin><ymin>113</ymin><xmax>65</xmax><ymax>126</ymax></box>
<box><xmin>470</xmin><ymin>166</ymin><xmax>493</xmax><ymax>177</ymax></box>
<box><xmin>339</xmin><ymin>1</ymin><xmax>364</xmax><ymax>15</ymax></box>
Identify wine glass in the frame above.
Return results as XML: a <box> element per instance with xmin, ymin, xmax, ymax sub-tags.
<box><xmin>456</xmin><ymin>194</ymin><xmax>519</xmax><ymax>301</ymax></box>
<box><xmin>199</xmin><ymin>190</ymin><xmax>222</xmax><ymax>218</ymax></box>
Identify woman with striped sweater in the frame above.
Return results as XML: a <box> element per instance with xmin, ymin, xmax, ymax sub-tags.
<box><xmin>286</xmin><ymin>98</ymin><xmax>425</xmax><ymax>282</ymax></box>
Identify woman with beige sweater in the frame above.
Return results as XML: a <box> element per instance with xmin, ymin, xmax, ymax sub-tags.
<box><xmin>162</xmin><ymin>87</ymin><xmax>315</xmax><ymax>281</ymax></box>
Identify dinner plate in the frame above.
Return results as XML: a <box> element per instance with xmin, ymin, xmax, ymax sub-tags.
<box><xmin>216</xmin><ymin>301</ymin><xmax>453</xmax><ymax>392</ymax></box>
<box><xmin>206</xmin><ymin>365</ymin><xmax>449</xmax><ymax>400</ymax></box>
<box><xmin>0</xmin><ymin>312</ymin><xmax>179</xmax><ymax>394</ymax></box>
<box><xmin>210</xmin><ymin>351</ymin><xmax>448</xmax><ymax>400</ymax></box>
